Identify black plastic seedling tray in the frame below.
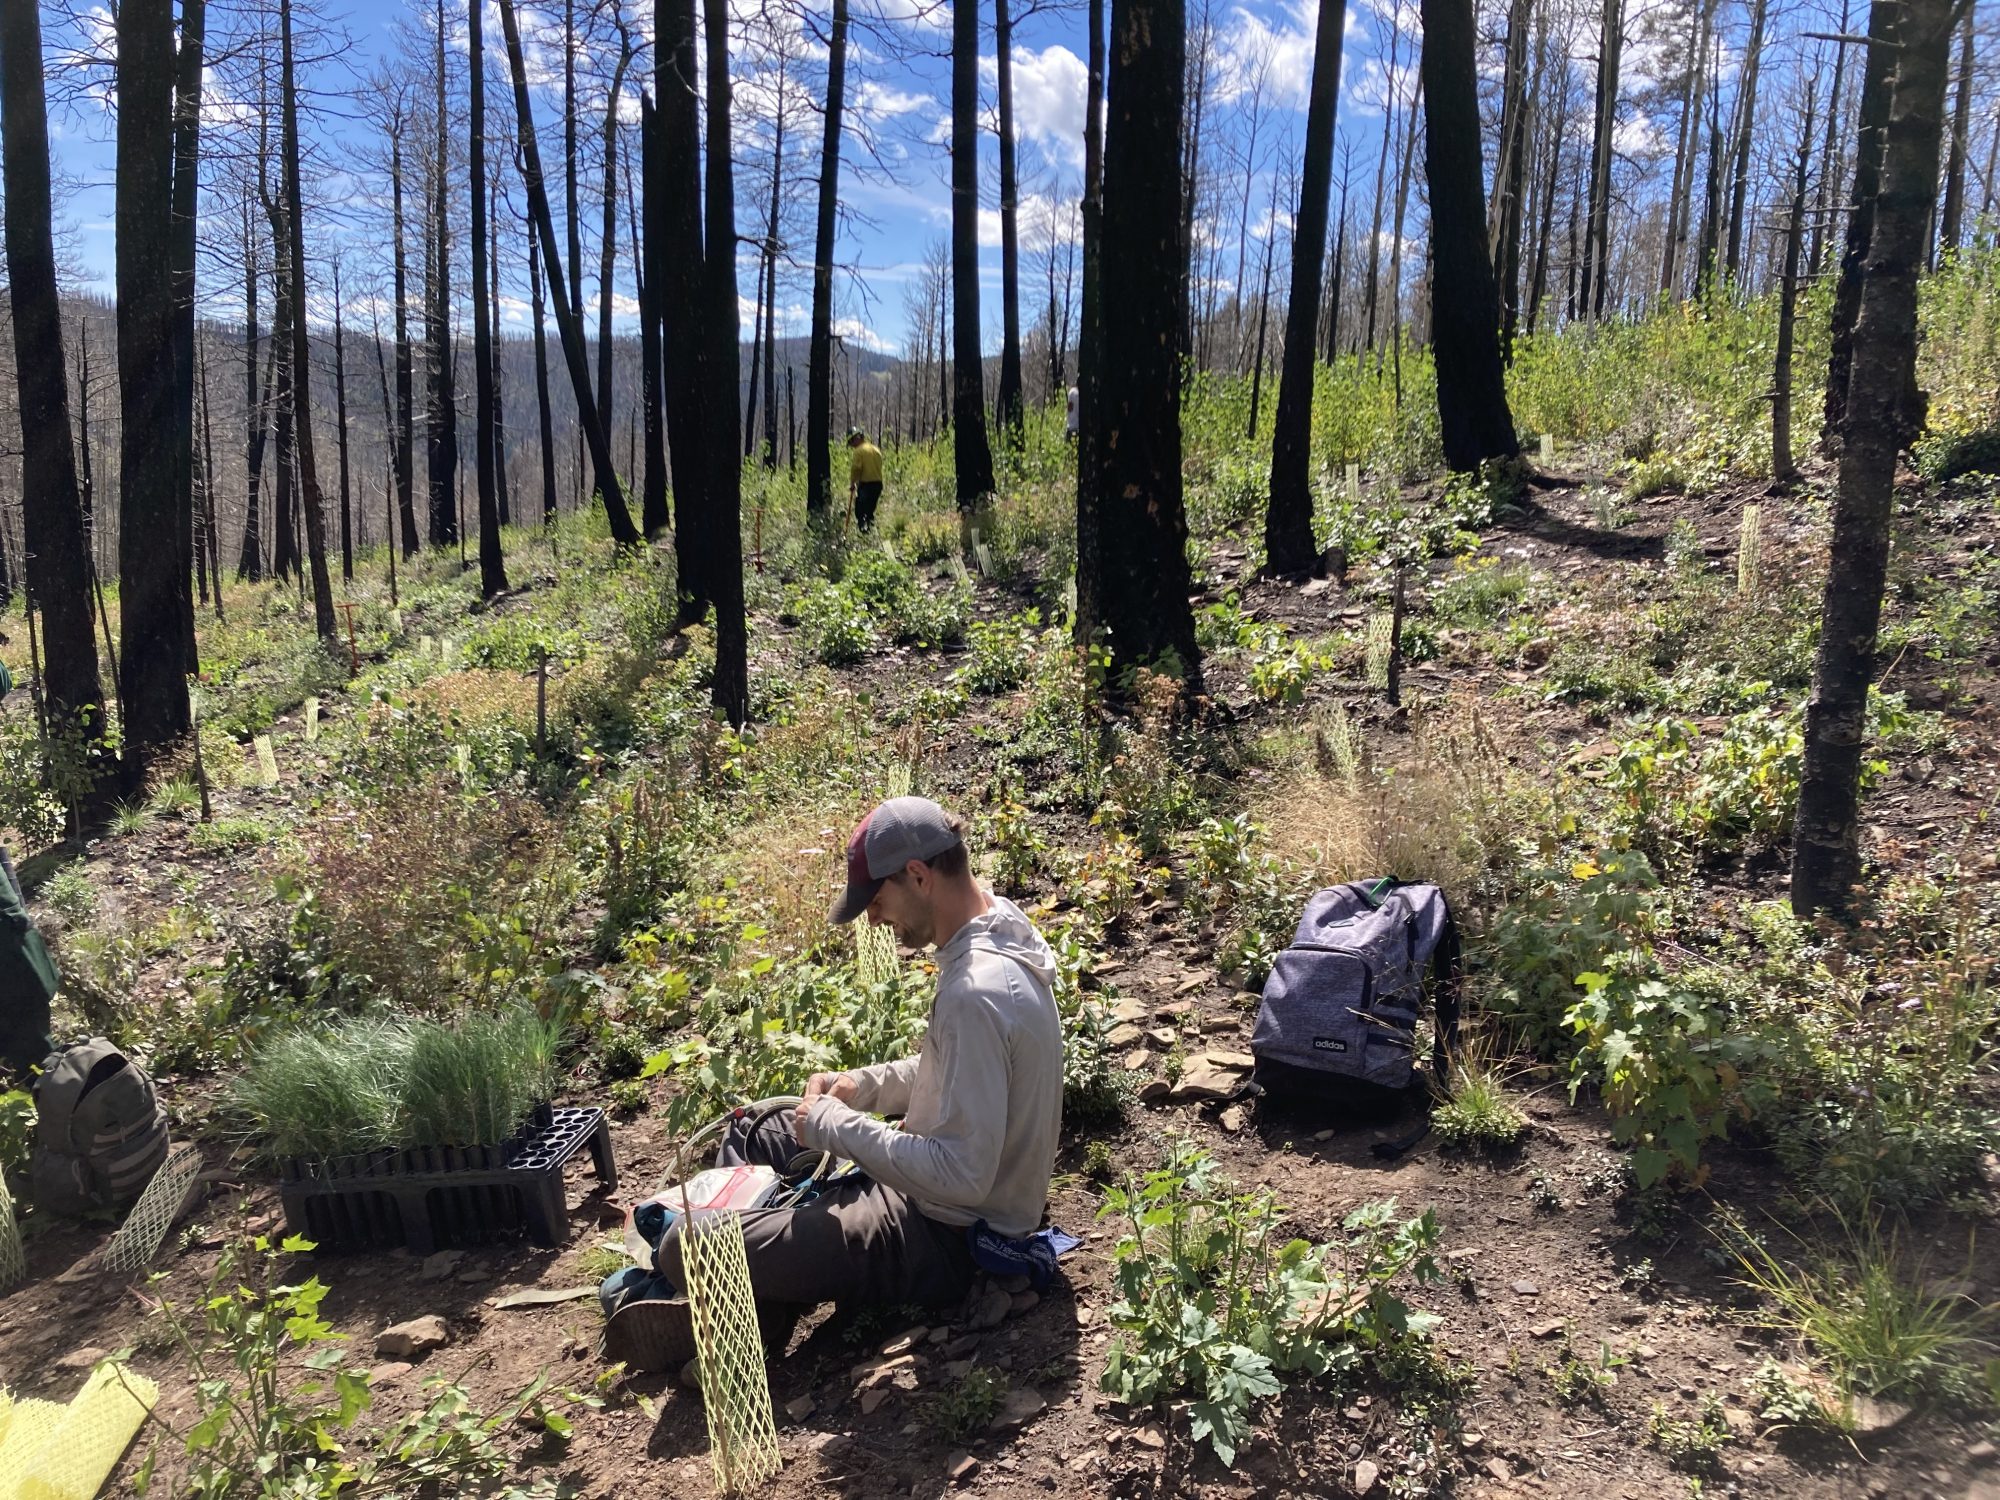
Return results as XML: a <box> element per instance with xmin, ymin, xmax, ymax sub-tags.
<box><xmin>278</xmin><ymin>1105</ymin><xmax>619</xmax><ymax>1255</ymax></box>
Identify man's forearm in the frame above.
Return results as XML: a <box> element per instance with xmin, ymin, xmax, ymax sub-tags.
<box><xmin>843</xmin><ymin>1055</ymin><xmax>919</xmax><ymax>1115</ymax></box>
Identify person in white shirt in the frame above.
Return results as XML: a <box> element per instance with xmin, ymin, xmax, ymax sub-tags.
<box><xmin>603</xmin><ymin>796</ymin><xmax>1063</xmax><ymax>1372</ymax></box>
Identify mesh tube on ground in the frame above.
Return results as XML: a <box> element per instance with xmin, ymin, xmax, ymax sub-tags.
<box><xmin>0</xmin><ymin>1178</ymin><xmax>24</xmax><ymax>1293</ymax></box>
<box><xmin>103</xmin><ymin>1142</ymin><xmax>204</xmax><ymax>1276</ymax></box>
<box><xmin>680</xmin><ymin>1212</ymin><xmax>781</xmax><ymax>1494</ymax></box>
<box><xmin>16</xmin><ymin>1363</ymin><xmax>158</xmax><ymax>1500</ymax></box>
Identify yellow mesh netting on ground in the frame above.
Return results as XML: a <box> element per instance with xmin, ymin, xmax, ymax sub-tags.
<box><xmin>102</xmin><ymin>1143</ymin><xmax>204</xmax><ymax>1277</ymax></box>
<box><xmin>679</xmin><ymin>1211</ymin><xmax>781</xmax><ymax>1494</ymax></box>
<box><xmin>0</xmin><ymin>1361</ymin><xmax>156</xmax><ymax>1500</ymax></box>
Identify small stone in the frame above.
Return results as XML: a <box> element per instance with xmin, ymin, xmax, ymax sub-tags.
<box><xmin>1848</xmin><ymin>1394</ymin><xmax>1912</xmax><ymax>1434</ymax></box>
<box><xmin>1204</xmin><ymin>1050</ymin><xmax>1256</xmax><ymax>1071</ymax></box>
<box><xmin>945</xmin><ymin>1334</ymin><xmax>980</xmax><ymax>1359</ymax></box>
<box><xmin>1458</xmin><ymin>1432</ymin><xmax>1485</xmax><ymax>1451</ymax></box>
<box><xmin>1130</xmin><ymin>1422</ymin><xmax>1167</xmax><ymax>1450</ymax></box>
<box><xmin>1156</xmin><ymin>999</ymin><xmax>1196</xmax><ymax>1017</ymax></box>
<box><xmin>998</xmin><ymin>1274</ymin><xmax>1031</xmax><ymax>1294</ymax></box>
<box><xmin>929</xmin><ymin>1326</ymin><xmax>952</xmax><ymax>1345</ymax></box>
<box><xmin>785</xmin><ymin>1395</ymin><xmax>816</xmax><ymax>1421</ymax></box>
<box><xmin>1485</xmin><ymin>1458</ymin><xmax>1513</xmax><ymax>1483</ymax></box>
<box><xmin>1123</xmin><ymin>1049</ymin><xmax>1154</xmax><ymax>1072</ymax></box>
<box><xmin>1202</xmin><ymin>1016</ymin><xmax>1238</xmax><ymax>1033</ymax></box>
<box><xmin>54</xmin><ymin>1347</ymin><xmax>107</xmax><ymax>1373</ymax></box>
<box><xmin>1530</xmin><ymin>1320</ymin><xmax>1565</xmax><ymax>1339</ymax></box>
<box><xmin>1168</xmin><ymin>1066</ymin><xmax>1240</xmax><ymax>1101</ymax></box>
<box><xmin>375</xmin><ymin>1315</ymin><xmax>450</xmax><ymax>1360</ymax></box>
<box><xmin>948</xmin><ymin>1452</ymin><xmax>981</xmax><ymax>1485</ymax></box>
<box><xmin>1219</xmin><ymin>1105</ymin><xmax>1247</xmax><ymax>1133</ymax></box>
<box><xmin>1009</xmin><ymin>1290</ymin><xmax>1040</xmax><ymax>1315</ymax></box>
<box><xmin>1635</xmin><ymin>1345</ymin><xmax>1659</xmax><ymax>1360</ymax></box>
<box><xmin>1312</xmin><ymin>1129</ymin><xmax>1335</xmax><ymax>1142</ymax></box>
<box><xmin>1353</xmin><ymin>1458</ymin><xmax>1380</xmax><ymax>1496</ymax></box>
<box><xmin>989</xmin><ymin>1387</ymin><xmax>1046</xmax><ymax>1432</ymax></box>
<box><xmin>454</xmin><ymin>1269</ymin><xmax>491</xmax><ymax>1285</ymax></box>
<box><xmin>1967</xmin><ymin>1440</ymin><xmax>1996</xmax><ymax>1463</ymax></box>
<box><xmin>367</xmin><ymin>1362</ymin><xmax>413</xmax><ymax>1385</ymax></box>
<box><xmin>879</xmin><ymin>1327</ymin><xmax>928</xmax><ymax>1356</ymax></box>
<box><xmin>1174</xmin><ymin>975</ymin><xmax>1207</xmax><ymax>995</ymax></box>
<box><xmin>852</xmin><ymin>1353</ymin><xmax>918</xmax><ymax>1390</ymax></box>
<box><xmin>944</xmin><ymin>1359</ymin><xmax>974</xmax><ymax>1381</ymax></box>
<box><xmin>1105</xmin><ymin>1024</ymin><xmax>1145</xmax><ymax>1047</ymax></box>
<box><xmin>1144</xmin><ymin>1027</ymin><xmax>1178</xmax><ymax>1048</ymax></box>
<box><xmin>1511</xmin><ymin>1280</ymin><xmax>1540</xmax><ymax>1296</ymax></box>
<box><xmin>860</xmin><ymin>1387</ymin><xmax>892</xmax><ymax>1415</ymax></box>
<box><xmin>419</xmin><ymin>1250</ymin><xmax>464</xmax><ymax>1281</ymax></box>
<box><xmin>1137</xmin><ymin>1080</ymin><xmax>1172</xmax><ymax>1103</ymax></box>
<box><xmin>1109</xmin><ymin>999</ymin><xmax>1150</xmax><ymax>1024</ymax></box>
<box><xmin>967</xmin><ymin>1287</ymin><xmax>1013</xmax><ymax>1331</ymax></box>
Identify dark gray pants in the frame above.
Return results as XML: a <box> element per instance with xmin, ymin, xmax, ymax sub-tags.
<box><xmin>650</xmin><ymin>1108</ymin><xmax>975</xmax><ymax>1337</ymax></box>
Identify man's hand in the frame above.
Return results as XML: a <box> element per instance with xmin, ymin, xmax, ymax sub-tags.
<box><xmin>796</xmin><ymin>1071</ymin><xmax>857</xmax><ymax>1134</ymax></box>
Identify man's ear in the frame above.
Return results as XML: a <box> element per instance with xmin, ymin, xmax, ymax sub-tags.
<box><xmin>904</xmin><ymin>858</ymin><xmax>930</xmax><ymax>890</ymax></box>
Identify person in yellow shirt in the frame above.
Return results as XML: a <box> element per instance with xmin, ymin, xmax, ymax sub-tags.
<box><xmin>847</xmin><ymin>427</ymin><xmax>885</xmax><ymax>532</ymax></box>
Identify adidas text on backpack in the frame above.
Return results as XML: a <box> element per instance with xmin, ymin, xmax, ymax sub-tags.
<box><xmin>1249</xmin><ymin>879</ymin><xmax>1461</xmax><ymax>1121</ymax></box>
<box><xmin>30</xmin><ymin>1039</ymin><xmax>171</xmax><ymax>1217</ymax></box>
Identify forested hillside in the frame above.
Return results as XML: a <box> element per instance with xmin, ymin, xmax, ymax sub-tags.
<box><xmin>0</xmin><ymin>0</ymin><xmax>1997</xmax><ymax>1495</ymax></box>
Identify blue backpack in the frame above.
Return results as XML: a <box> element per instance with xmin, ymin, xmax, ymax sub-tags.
<box><xmin>1249</xmin><ymin>880</ymin><xmax>1461</xmax><ymax>1137</ymax></box>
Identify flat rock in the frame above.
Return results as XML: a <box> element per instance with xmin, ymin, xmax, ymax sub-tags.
<box><xmin>944</xmin><ymin>1358</ymin><xmax>974</xmax><ymax>1381</ymax></box>
<box><xmin>1169</xmin><ymin>1066</ymin><xmax>1240</xmax><ymax>1101</ymax></box>
<box><xmin>1850</xmin><ymin>1394</ymin><xmax>1912</xmax><ymax>1435</ymax></box>
<box><xmin>1353</xmin><ymin>1458</ymin><xmax>1380</xmax><ymax>1496</ymax></box>
<box><xmin>367</xmin><ymin>1362</ymin><xmax>413</xmax><ymax>1385</ymax></box>
<box><xmin>1109</xmin><ymin>999</ymin><xmax>1151</xmax><ymax>1024</ymax></box>
<box><xmin>1123</xmin><ymin>1049</ymin><xmax>1154</xmax><ymax>1072</ymax></box>
<box><xmin>375</xmin><ymin>1316</ymin><xmax>450</xmax><ymax>1359</ymax></box>
<box><xmin>54</xmin><ymin>1347</ymin><xmax>107</xmax><ymax>1373</ymax></box>
<box><xmin>1156</xmin><ymin>999</ymin><xmax>1196</xmax><ymax>1018</ymax></box>
<box><xmin>1009</xmin><ymin>1290</ymin><xmax>1040</xmax><ymax>1315</ymax></box>
<box><xmin>1219</xmin><ymin>1105</ymin><xmax>1247</xmax><ymax>1134</ymax></box>
<box><xmin>859</xmin><ymin>1387</ymin><xmax>892</xmax><ymax>1415</ymax></box>
<box><xmin>1130</xmin><ymin>1422</ymin><xmax>1167</xmax><ymax>1450</ymax></box>
<box><xmin>1144</xmin><ymin>1027</ymin><xmax>1178</xmax><ymax>1047</ymax></box>
<box><xmin>1173</xmin><ymin>975</ymin><xmax>1208</xmax><ymax>995</ymax></box>
<box><xmin>989</xmin><ymin>1387</ymin><xmax>1047</xmax><ymax>1432</ymax></box>
<box><xmin>967</xmin><ymin>1287</ymin><xmax>1013</xmax><ymax>1331</ymax></box>
<box><xmin>851</xmin><ymin>1353</ymin><xmax>918</xmax><ymax>1390</ymax></box>
<box><xmin>785</xmin><ymin>1394</ymin><xmax>816</xmax><ymax>1421</ymax></box>
<box><xmin>1203</xmin><ymin>1050</ymin><xmax>1256</xmax><ymax>1071</ymax></box>
<box><xmin>419</xmin><ymin>1250</ymin><xmax>464</xmax><ymax>1282</ymax></box>
<box><xmin>1202</xmin><ymin>1016</ymin><xmax>1239</xmax><ymax>1033</ymax></box>
<box><xmin>1105</xmin><ymin>1024</ymin><xmax>1145</xmax><ymax>1047</ymax></box>
<box><xmin>948</xmin><ymin>1452</ymin><xmax>981</xmax><ymax>1485</ymax></box>
<box><xmin>878</xmin><ymin>1327</ymin><xmax>928</xmax><ymax>1356</ymax></box>
<box><xmin>945</xmin><ymin>1333</ymin><xmax>981</xmax><ymax>1359</ymax></box>
<box><xmin>1137</xmin><ymin>1080</ymin><xmax>1172</xmax><ymax>1103</ymax></box>
<box><xmin>1511</xmin><ymin>1280</ymin><xmax>1540</xmax><ymax>1296</ymax></box>
<box><xmin>1530</xmin><ymin>1320</ymin><xmax>1565</xmax><ymax>1339</ymax></box>
<box><xmin>1485</xmin><ymin>1458</ymin><xmax>1513</xmax><ymax>1482</ymax></box>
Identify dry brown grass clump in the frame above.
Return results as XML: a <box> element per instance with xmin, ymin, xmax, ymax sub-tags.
<box><xmin>298</xmin><ymin>782</ymin><xmax>557</xmax><ymax>1012</ymax></box>
<box><xmin>412</xmin><ymin>669</ymin><xmax>539</xmax><ymax>729</ymax></box>
<box><xmin>1255</xmin><ymin>696</ymin><xmax>1548</xmax><ymax>906</ymax></box>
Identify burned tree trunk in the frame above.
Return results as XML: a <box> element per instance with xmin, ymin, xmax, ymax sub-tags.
<box><xmin>805</xmin><ymin>0</ymin><xmax>850</xmax><ymax>522</ymax></box>
<box><xmin>1422</xmin><ymin>0</ymin><xmax>1520</xmax><ymax>469</ymax></box>
<box><xmin>1793</xmin><ymin>0</ymin><xmax>1958</xmax><ymax>917</ymax></box>
<box><xmin>0</xmin><ymin>0</ymin><xmax>105</xmax><ymax>741</ymax></box>
<box><xmin>469</xmin><ymin>0</ymin><xmax>507</xmax><ymax>596</ymax></box>
<box><xmin>994</xmin><ymin>0</ymin><xmax>1025</xmax><ymax>443</ymax></box>
<box><xmin>702</xmin><ymin>0</ymin><xmax>749</xmax><ymax>727</ymax></box>
<box><xmin>1090</xmin><ymin>0</ymin><xmax>1200</xmax><ymax>690</ymax></box>
<box><xmin>950</xmin><ymin>0</ymin><xmax>997</xmax><ymax>505</ymax></box>
<box><xmin>117</xmin><ymin>0</ymin><xmax>193</xmax><ymax>766</ymax></box>
<box><xmin>1265</xmin><ymin>0</ymin><xmax>1347</xmax><ymax>576</ymax></box>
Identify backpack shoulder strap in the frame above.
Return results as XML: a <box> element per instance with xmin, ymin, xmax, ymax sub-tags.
<box><xmin>1430</xmin><ymin>904</ymin><xmax>1463</xmax><ymax>1084</ymax></box>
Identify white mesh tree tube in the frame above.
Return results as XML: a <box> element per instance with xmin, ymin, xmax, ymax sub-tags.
<box><xmin>1738</xmin><ymin>504</ymin><xmax>1762</xmax><ymax>597</ymax></box>
<box><xmin>679</xmin><ymin>1212</ymin><xmax>781</xmax><ymax>1493</ymax></box>
<box><xmin>103</xmin><ymin>1143</ymin><xmax>204</xmax><ymax>1276</ymax></box>
<box><xmin>1366</xmin><ymin>612</ymin><xmax>1395</xmax><ymax>691</ymax></box>
<box><xmin>0</xmin><ymin>1175</ymin><xmax>25</xmax><ymax>1293</ymax></box>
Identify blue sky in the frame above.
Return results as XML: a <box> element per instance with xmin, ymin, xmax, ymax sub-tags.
<box><xmin>34</xmin><ymin>0</ymin><xmax>1794</xmax><ymax>353</ymax></box>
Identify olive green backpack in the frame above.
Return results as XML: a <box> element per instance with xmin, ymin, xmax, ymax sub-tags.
<box><xmin>30</xmin><ymin>1039</ymin><xmax>170</xmax><ymax>1217</ymax></box>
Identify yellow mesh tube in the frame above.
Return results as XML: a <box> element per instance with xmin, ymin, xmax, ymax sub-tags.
<box><xmin>17</xmin><ymin>1364</ymin><xmax>158</xmax><ymax>1500</ymax></box>
<box><xmin>0</xmin><ymin>1396</ymin><xmax>66</xmax><ymax>1498</ymax></box>
<box><xmin>679</xmin><ymin>1212</ymin><xmax>781</xmax><ymax>1494</ymax></box>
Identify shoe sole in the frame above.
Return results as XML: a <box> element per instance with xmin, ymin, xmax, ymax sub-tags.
<box><xmin>602</xmin><ymin>1298</ymin><xmax>699</xmax><ymax>1374</ymax></box>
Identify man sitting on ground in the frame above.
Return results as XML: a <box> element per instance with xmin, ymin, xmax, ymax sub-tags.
<box><xmin>602</xmin><ymin>796</ymin><xmax>1063</xmax><ymax>1372</ymax></box>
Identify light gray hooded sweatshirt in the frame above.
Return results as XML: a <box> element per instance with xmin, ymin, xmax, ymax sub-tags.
<box><xmin>799</xmin><ymin>895</ymin><xmax>1062</xmax><ymax>1239</ymax></box>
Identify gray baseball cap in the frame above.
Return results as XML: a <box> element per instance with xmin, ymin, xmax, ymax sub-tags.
<box><xmin>831</xmin><ymin>796</ymin><xmax>964</xmax><ymax>923</ymax></box>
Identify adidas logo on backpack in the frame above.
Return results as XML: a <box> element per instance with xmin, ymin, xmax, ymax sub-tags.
<box><xmin>29</xmin><ymin>1038</ymin><xmax>171</xmax><ymax>1218</ymax></box>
